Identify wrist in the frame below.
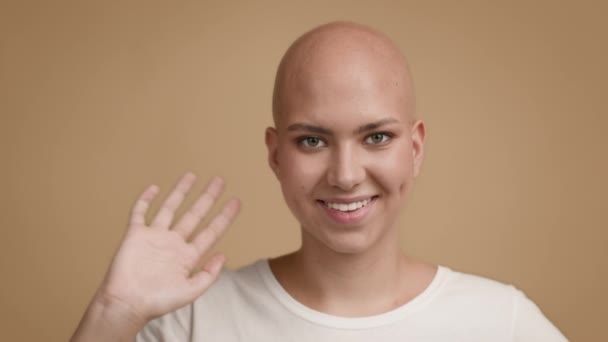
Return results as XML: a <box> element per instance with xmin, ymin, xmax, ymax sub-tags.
<box><xmin>91</xmin><ymin>290</ymin><xmax>148</xmax><ymax>331</ymax></box>
<box><xmin>71</xmin><ymin>291</ymin><xmax>148</xmax><ymax>342</ymax></box>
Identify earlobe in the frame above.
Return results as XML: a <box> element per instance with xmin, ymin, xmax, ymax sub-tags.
<box><xmin>265</xmin><ymin>127</ymin><xmax>280</xmax><ymax>177</ymax></box>
<box><xmin>411</xmin><ymin>120</ymin><xmax>426</xmax><ymax>177</ymax></box>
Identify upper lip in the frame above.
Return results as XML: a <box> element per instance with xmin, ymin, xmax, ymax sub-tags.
<box><xmin>319</xmin><ymin>195</ymin><xmax>377</xmax><ymax>204</ymax></box>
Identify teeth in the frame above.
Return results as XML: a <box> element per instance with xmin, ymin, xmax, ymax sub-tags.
<box><xmin>325</xmin><ymin>198</ymin><xmax>372</xmax><ymax>212</ymax></box>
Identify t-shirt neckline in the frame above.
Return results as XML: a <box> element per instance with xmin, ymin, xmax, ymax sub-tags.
<box><xmin>255</xmin><ymin>259</ymin><xmax>449</xmax><ymax>330</ymax></box>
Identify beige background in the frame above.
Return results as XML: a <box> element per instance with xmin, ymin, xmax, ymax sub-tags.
<box><xmin>1</xmin><ymin>1</ymin><xmax>606</xmax><ymax>341</ymax></box>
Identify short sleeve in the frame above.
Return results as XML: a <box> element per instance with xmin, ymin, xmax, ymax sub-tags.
<box><xmin>135</xmin><ymin>304</ymin><xmax>192</xmax><ymax>342</ymax></box>
<box><xmin>511</xmin><ymin>289</ymin><xmax>568</xmax><ymax>341</ymax></box>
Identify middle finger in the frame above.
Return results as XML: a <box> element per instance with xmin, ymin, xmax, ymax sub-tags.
<box><xmin>172</xmin><ymin>176</ymin><xmax>225</xmax><ymax>238</ymax></box>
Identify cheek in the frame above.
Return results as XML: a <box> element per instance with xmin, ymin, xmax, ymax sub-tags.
<box><xmin>370</xmin><ymin>144</ymin><xmax>414</xmax><ymax>195</ymax></box>
<box><xmin>277</xmin><ymin>146</ymin><xmax>326</xmax><ymax>193</ymax></box>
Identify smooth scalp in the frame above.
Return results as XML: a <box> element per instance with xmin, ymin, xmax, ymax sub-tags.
<box><xmin>271</xmin><ymin>21</ymin><xmax>416</xmax><ymax>128</ymax></box>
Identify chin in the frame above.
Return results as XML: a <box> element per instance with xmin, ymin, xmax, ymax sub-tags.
<box><xmin>326</xmin><ymin>242</ymin><xmax>372</xmax><ymax>255</ymax></box>
<box><xmin>305</xmin><ymin>225</ymin><xmax>382</xmax><ymax>255</ymax></box>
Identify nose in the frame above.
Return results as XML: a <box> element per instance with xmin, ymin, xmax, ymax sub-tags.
<box><xmin>326</xmin><ymin>144</ymin><xmax>366</xmax><ymax>191</ymax></box>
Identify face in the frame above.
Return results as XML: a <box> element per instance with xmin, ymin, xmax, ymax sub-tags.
<box><xmin>266</xmin><ymin>52</ymin><xmax>425</xmax><ymax>255</ymax></box>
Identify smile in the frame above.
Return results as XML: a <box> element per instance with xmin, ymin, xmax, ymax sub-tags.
<box><xmin>317</xmin><ymin>196</ymin><xmax>379</xmax><ymax>225</ymax></box>
<box><xmin>317</xmin><ymin>195</ymin><xmax>379</xmax><ymax>225</ymax></box>
<box><xmin>322</xmin><ymin>198</ymin><xmax>374</xmax><ymax>212</ymax></box>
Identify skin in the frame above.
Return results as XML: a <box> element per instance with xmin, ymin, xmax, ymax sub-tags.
<box><xmin>70</xmin><ymin>175</ymin><xmax>241</xmax><ymax>341</ymax></box>
<box><xmin>266</xmin><ymin>21</ymin><xmax>436</xmax><ymax>316</ymax></box>
<box><xmin>70</xmin><ymin>21</ymin><xmax>436</xmax><ymax>341</ymax></box>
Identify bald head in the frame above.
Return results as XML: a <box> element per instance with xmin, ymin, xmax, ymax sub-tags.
<box><xmin>272</xmin><ymin>21</ymin><xmax>416</xmax><ymax>127</ymax></box>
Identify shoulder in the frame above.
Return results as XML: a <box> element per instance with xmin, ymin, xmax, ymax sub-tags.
<box><xmin>439</xmin><ymin>266</ymin><xmax>519</xmax><ymax>304</ymax></box>
<box><xmin>440</xmin><ymin>266</ymin><xmax>518</xmax><ymax>299</ymax></box>
<box><xmin>208</xmin><ymin>259</ymin><xmax>267</xmax><ymax>294</ymax></box>
<box><xmin>191</xmin><ymin>259</ymin><xmax>269</xmax><ymax>310</ymax></box>
<box><xmin>426</xmin><ymin>266</ymin><xmax>519</xmax><ymax>320</ymax></box>
<box><xmin>136</xmin><ymin>260</ymin><xmax>268</xmax><ymax>341</ymax></box>
<box><xmin>433</xmin><ymin>266</ymin><xmax>567</xmax><ymax>340</ymax></box>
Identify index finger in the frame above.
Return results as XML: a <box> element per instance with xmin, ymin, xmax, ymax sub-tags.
<box><xmin>130</xmin><ymin>184</ymin><xmax>160</xmax><ymax>228</ymax></box>
<box><xmin>150</xmin><ymin>172</ymin><xmax>197</xmax><ymax>229</ymax></box>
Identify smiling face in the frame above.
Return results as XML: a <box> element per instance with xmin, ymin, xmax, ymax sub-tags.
<box><xmin>266</xmin><ymin>22</ymin><xmax>425</xmax><ymax>254</ymax></box>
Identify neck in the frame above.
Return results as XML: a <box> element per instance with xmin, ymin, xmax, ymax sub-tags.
<box><xmin>297</xmin><ymin>231</ymin><xmax>405</xmax><ymax>291</ymax></box>
<box><xmin>270</xmin><ymin>227</ymin><xmax>431</xmax><ymax>317</ymax></box>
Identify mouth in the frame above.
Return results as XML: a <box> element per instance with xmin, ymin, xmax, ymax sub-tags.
<box><xmin>316</xmin><ymin>195</ymin><xmax>379</xmax><ymax>224</ymax></box>
<box><xmin>317</xmin><ymin>196</ymin><xmax>379</xmax><ymax>212</ymax></box>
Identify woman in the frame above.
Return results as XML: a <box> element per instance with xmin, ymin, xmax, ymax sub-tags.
<box><xmin>71</xmin><ymin>21</ymin><xmax>567</xmax><ymax>341</ymax></box>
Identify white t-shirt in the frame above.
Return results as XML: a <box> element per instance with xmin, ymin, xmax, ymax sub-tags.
<box><xmin>136</xmin><ymin>259</ymin><xmax>568</xmax><ymax>341</ymax></box>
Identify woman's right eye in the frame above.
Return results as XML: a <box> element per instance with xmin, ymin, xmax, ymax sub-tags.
<box><xmin>298</xmin><ymin>136</ymin><xmax>326</xmax><ymax>148</ymax></box>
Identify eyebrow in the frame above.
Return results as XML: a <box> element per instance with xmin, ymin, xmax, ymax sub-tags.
<box><xmin>287</xmin><ymin>118</ymin><xmax>400</xmax><ymax>136</ymax></box>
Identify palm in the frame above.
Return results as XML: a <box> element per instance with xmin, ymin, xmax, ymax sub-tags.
<box><xmin>99</xmin><ymin>173</ymin><xmax>240</xmax><ymax>321</ymax></box>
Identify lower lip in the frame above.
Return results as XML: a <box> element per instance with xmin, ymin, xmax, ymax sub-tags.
<box><xmin>318</xmin><ymin>197</ymin><xmax>377</xmax><ymax>225</ymax></box>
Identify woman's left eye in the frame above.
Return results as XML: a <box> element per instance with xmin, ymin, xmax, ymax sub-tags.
<box><xmin>365</xmin><ymin>133</ymin><xmax>391</xmax><ymax>145</ymax></box>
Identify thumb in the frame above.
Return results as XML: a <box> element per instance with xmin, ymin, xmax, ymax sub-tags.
<box><xmin>183</xmin><ymin>253</ymin><xmax>226</xmax><ymax>300</ymax></box>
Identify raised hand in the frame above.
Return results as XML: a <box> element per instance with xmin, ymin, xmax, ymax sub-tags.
<box><xmin>71</xmin><ymin>173</ymin><xmax>240</xmax><ymax>342</ymax></box>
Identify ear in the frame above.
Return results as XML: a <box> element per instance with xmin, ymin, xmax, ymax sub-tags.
<box><xmin>265</xmin><ymin>127</ymin><xmax>280</xmax><ymax>177</ymax></box>
<box><xmin>410</xmin><ymin>119</ymin><xmax>426</xmax><ymax>177</ymax></box>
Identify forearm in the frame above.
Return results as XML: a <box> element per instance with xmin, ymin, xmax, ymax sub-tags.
<box><xmin>70</xmin><ymin>292</ymin><xmax>147</xmax><ymax>342</ymax></box>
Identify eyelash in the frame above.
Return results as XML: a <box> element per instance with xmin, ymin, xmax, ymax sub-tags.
<box><xmin>365</xmin><ymin>132</ymin><xmax>393</xmax><ymax>145</ymax></box>
<box><xmin>296</xmin><ymin>132</ymin><xmax>394</xmax><ymax>149</ymax></box>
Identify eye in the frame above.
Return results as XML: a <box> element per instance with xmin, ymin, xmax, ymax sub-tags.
<box><xmin>365</xmin><ymin>133</ymin><xmax>392</xmax><ymax>145</ymax></box>
<box><xmin>298</xmin><ymin>136</ymin><xmax>327</xmax><ymax>148</ymax></box>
